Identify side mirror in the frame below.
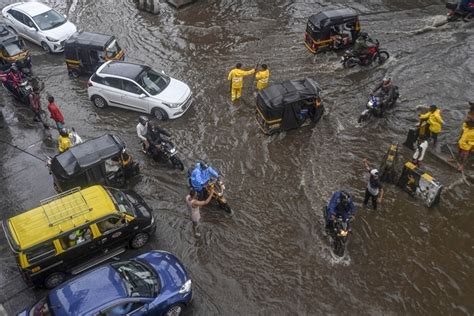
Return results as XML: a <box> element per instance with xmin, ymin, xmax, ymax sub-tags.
<box><xmin>161</xmin><ymin>70</ymin><xmax>165</xmax><ymax>75</ymax></box>
<box><xmin>139</xmin><ymin>93</ymin><xmax>147</xmax><ymax>99</ymax></box>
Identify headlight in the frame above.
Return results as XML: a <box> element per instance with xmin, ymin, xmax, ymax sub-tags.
<box><xmin>163</xmin><ymin>102</ymin><xmax>180</xmax><ymax>108</ymax></box>
<box><xmin>46</xmin><ymin>36</ymin><xmax>59</xmax><ymax>42</ymax></box>
<box><xmin>368</xmin><ymin>101</ymin><xmax>374</xmax><ymax>107</ymax></box>
<box><xmin>179</xmin><ymin>279</ymin><xmax>192</xmax><ymax>294</ymax></box>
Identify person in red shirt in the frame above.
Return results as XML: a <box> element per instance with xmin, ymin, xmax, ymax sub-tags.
<box><xmin>47</xmin><ymin>96</ymin><xmax>65</xmax><ymax>130</ymax></box>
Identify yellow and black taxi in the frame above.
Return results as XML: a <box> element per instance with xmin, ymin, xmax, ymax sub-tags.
<box><xmin>64</xmin><ymin>31</ymin><xmax>124</xmax><ymax>77</ymax></box>
<box><xmin>0</xmin><ymin>22</ymin><xmax>31</xmax><ymax>71</ymax></box>
<box><xmin>304</xmin><ymin>8</ymin><xmax>360</xmax><ymax>54</ymax></box>
<box><xmin>256</xmin><ymin>78</ymin><xmax>324</xmax><ymax>135</ymax></box>
<box><xmin>2</xmin><ymin>185</ymin><xmax>156</xmax><ymax>289</ymax></box>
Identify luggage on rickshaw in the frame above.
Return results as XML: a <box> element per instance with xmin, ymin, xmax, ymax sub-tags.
<box><xmin>255</xmin><ymin>78</ymin><xmax>324</xmax><ymax>135</ymax></box>
<box><xmin>0</xmin><ymin>23</ymin><xmax>31</xmax><ymax>71</ymax></box>
<box><xmin>304</xmin><ymin>8</ymin><xmax>360</xmax><ymax>54</ymax></box>
<box><xmin>64</xmin><ymin>31</ymin><xmax>124</xmax><ymax>77</ymax></box>
<box><xmin>48</xmin><ymin>134</ymin><xmax>139</xmax><ymax>192</ymax></box>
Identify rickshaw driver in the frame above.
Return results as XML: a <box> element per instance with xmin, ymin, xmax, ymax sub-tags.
<box><xmin>190</xmin><ymin>162</ymin><xmax>219</xmax><ymax>200</ymax></box>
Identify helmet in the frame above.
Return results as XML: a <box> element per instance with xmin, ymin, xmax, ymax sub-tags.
<box><xmin>199</xmin><ymin>161</ymin><xmax>209</xmax><ymax>170</ymax></box>
<box><xmin>383</xmin><ymin>76</ymin><xmax>391</xmax><ymax>82</ymax></box>
<box><xmin>370</xmin><ymin>169</ymin><xmax>379</xmax><ymax>177</ymax></box>
<box><xmin>138</xmin><ymin>115</ymin><xmax>149</xmax><ymax>126</ymax></box>
<box><xmin>360</xmin><ymin>32</ymin><xmax>368</xmax><ymax>39</ymax></box>
<box><xmin>336</xmin><ymin>191</ymin><xmax>350</xmax><ymax>212</ymax></box>
<box><xmin>10</xmin><ymin>64</ymin><xmax>18</xmax><ymax>73</ymax></box>
<box><xmin>59</xmin><ymin>128</ymin><xmax>68</xmax><ymax>137</ymax></box>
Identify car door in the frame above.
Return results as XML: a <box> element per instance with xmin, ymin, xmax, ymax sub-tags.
<box><xmin>21</xmin><ymin>14</ymin><xmax>40</xmax><ymax>45</ymax></box>
<box><xmin>101</xmin><ymin>77</ymin><xmax>126</xmax><ymax>109</ymax></box>
<box><xmin>121</xmin><ymin>80</ymin><xmax>150</xmax><ymax>113</ymax></box>
<box><xmin>6</xmin><ymin>9</ymin><xmax>27</xmax><ymax>36</ymax></box>
<box><xmin>95</xmin><ymin>215</ymin><xmax>130</xmax><ymax>251</ymax></box>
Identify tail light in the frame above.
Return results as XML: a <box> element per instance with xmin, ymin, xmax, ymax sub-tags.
<box><xmin>87</xmin><ymin>80</ymin><xmax>93</xmax><ymax>88</ymax></box>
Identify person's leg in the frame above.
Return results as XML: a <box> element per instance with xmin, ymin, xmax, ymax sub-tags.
<box><xmin>431</xmin><ymin>131</ymin><xmax>438</xmax><ymax>145</ymax></box>
<box><xmin>363</xmin><ymin>188</ymin><xmax>370</xmax><ymax>206</ymax></box>
<box><xmin>371</xmin><ymin>194</ymin><xmax>378</xmax><ymax>210</ymax></box>
<box><xmin>192</xmin><ymin>221</ymin><xmax>200</xmax><ymax>238</ymax></box>
<box><xmin>236</xmin><ymin>87</ymin><xmax>242</xmax><ymax>100</ymax></box>
<box><xmin>231</xmin><ymin>88</ymin><xmax>237</xmax><ymax>102</ymax></box>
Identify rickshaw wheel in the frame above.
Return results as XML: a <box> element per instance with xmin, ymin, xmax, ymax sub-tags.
<box><xmin>92</xmin><ymin>95</ymin><xmax>108</xmax><ymax>108</ymax></box>
<box><xmin>343</xmin><ymin>59</ymin><xmax>357</xmax><ymax>68</ymax></box>
<box><xmin>69</xmin><ymin>69</ymin><xmax>80</xmax><ymax>78</ymax></box>
<box><xmin>41</xmin><ymin>42</ymin><xmax>51</xmax><ymax>53</ymax></box>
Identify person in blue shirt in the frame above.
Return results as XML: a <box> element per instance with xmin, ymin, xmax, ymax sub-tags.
<box><xmin>190</xmin><ymin>162</ymin><xmax>219</xmax><ymax>200</ymax></box>
<box><xmin>325</xmin><ymin>191</ymin><xmax>356</xmax><ymax>230</ymax></box>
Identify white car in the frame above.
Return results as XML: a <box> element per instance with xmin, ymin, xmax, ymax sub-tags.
<box><xmin>87</xmin><ymin>61</ymin><xmax>193</xmax><ymax>120</ymax></box>
<box><xmin>2</xmin><ymin>2</ymin><xmax>77</xmax><ymax>53</ymax></box>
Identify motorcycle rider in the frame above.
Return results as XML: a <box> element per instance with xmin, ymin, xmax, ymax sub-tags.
<box><xmin>5</xmin><ymin>64</ymin><xmax>23</xmax><ymax>98</ymax></box>
<box><xmin>145</xmin><ymin>122</ymin><xmax>171</xmax><ymax>156</ymax></box>
<box><xmin>136</xmin><ymin>116</ymin><xmax>150</xmax><ymax>152</ymax></box>
<box><xmin>325</xmin><ymin>191</ymin><xmax>356</xmax><ymax>231</ymax></box>
<box><xmin>190</xmin><ymin>162</ymin><xmax>219</xmax><ymax>200</ymax></box>
<box><xmin>371</xmin><ymin>77</ymin><xmax>396</xmax><ymax>114</ymax></box>
<box><xmin>352</xmin><ymin>32</ymin><xmax>375</xmax><ymax>63</ymax></box>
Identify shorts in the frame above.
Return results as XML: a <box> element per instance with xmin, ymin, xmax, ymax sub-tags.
<box><xmin>56</xmin><ymin>122</ymin><xmax>63</xmax><ymax>130</ymax></box>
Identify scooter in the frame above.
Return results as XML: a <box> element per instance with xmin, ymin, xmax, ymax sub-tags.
<box><xmin>446</xmin><ymin>2</ymin><xmax>474</xmax><ymax>21</ymax></box>
<box><xmin>144</xmin><ymin>139</ymin><xmax>184</xmax><ymax>171</ymax></box>
<box><xmin>324</xmin><ymin>207</ymin><xmax>351</xmax><ymax>257</ymax></box>
<box><xmin>358</xmin><ymin>88</ymin><xmax>399</xmax><ymax>123</ymax></box>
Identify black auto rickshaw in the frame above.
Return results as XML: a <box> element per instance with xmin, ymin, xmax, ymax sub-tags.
<box><xmin>304</xmin><ymin>8</ymin><xmax>360</xmax><ymax>54</ymax></box>
<box><xmin>256</xmin><ymin>78</ymin><xmax>324</xmax><ymax>135</ymax></box>
<box><xmin>48</xmin><ymin>134</ymin><xmax>139</xmax><ymax>192</ymax></box>
<box><xmin>0</xmin><ymin>23</ymin><xmax>31</xmax><ymax>72</ymax></box>
<box><xmin>64</xmin><ymin>31</ymin><xmax>124</xmax><ymax>77</ymax></box>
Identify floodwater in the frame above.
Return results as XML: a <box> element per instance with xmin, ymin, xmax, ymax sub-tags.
<box><xmin>0</xmin><ymin>0</ymin><xmax>473</xmax><ymax>314</ymax></box>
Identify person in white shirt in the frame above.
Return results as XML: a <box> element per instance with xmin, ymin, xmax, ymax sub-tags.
<box><xmin>412</xmin><ymin>136</ymin><xmax>428</xmax><ymax>166</ymax></box>
<box><xmin>136</xmin><ymin>116</ymin><xmax>149</xmax><ymax>152</ymax></box>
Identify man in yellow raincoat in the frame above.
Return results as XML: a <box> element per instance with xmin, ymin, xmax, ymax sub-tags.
<box><xmin>227</xmin><ymin>63</ymin><xmax>255</xmax><ymax>102</ymax></box>
<box><xmin>58</xmin><ymin>128</ymin><xmax>72</xmax><ymax>153</ymax></box>
<box><xmin>255</xmin><ymin>64</ymin><xmax>270</xmax><ymax>91</ymax></box>
<box><xmin>457</xmin><ymin>121</ymin><xmax>474</xmax><ymax>172</ymax></box>
<box><xmin>419</xmin><ymin>104</ymin><xmax>444</xmax><ymax>145</ymax></box>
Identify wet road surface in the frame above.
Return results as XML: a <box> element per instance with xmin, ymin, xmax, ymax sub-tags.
<box><xmin>0</xmin><ymin>0</ymin><xmax>473</xmax><ymax>314</ymax></box>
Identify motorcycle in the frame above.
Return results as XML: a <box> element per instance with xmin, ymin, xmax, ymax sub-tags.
<box><xmin>143</xmin><ymin>139</ymin><xmax>184</xmax><ymax>171</ymax></box>
<box><xmin>1</xmin><ymin>68</ymin><xmax>42</xmax><ymax>106</ymax></box>
<box><xmin>446</xmin><ymin>2</ymin><xmax>474</xmax><ymax>21</ymax></box>
<box><xmin>324</xmin><ymin>207</ymin><xmax>351</xmax><ymax>257</ymax></box>
<box><xmin>358</xmin><ymin>88</ymin><xmax>399</xmax><ymax>123</ymax></box>
<box><xmin>341</xmin><ymin>39</ymin><xmax>390</xmax><ymax>68</ymax></box>
<box><xmin>187</xmin><ymin>169</ymin><xmax>232</xmax><ymax>213</ymax></box>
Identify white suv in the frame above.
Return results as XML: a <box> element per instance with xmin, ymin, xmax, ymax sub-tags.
<box><xmin>2</xmin><ymin>2</ymin><xmax>77</xmax><ymax>53</ymax></box>
<box><xmin>87</xmin><ymin>61</ymin><xmax>193</xmax><ymax>120</ymax></box>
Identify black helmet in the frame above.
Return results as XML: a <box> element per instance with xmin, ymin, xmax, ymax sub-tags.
<box><xmin>360</xmin><ymin>32</ymin><xmax>368</xmax><ymax>39</ymax></box>
<box><xmin>199</xmin><ymin>161</ymin><xmax>209</xmax><ymax>170</ymax></box>
<box><xmin>59</xmin><ymin>128</ymin><xmax>68</xmax><ymax>137</ymax></box>
<box><xmin>138</xmin><ymin>116</ymin><xmax>149</xmax><ymax>126</ymax></box>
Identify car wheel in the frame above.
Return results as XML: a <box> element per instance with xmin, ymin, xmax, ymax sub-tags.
<box><xmin>152</xmin><ymin>107</ymin><xmax>168</xmax><ymax>121</ymax></box>
<box><xmin>165</xmin><ymin>304</ymin><xmax>185</xmax><ymax>316</ymax></box>
<box><xmin>44</xmin><ymin>272</ymin><xmax>66</xmax><ymax>289</ymax></box>
<box><xmin>41</xmin><ymin>42</ymin><xmax>51</xmax><ymax>53</ymax></box>
<box><xmin>130</xmin><ymin>232</ymin><xmax>149</xmax><ymax>249</ymax></box>
<box><xmin>92</xmin><ymin>95</ymin><xmax>108</xmax><ymax>109</ymax></box>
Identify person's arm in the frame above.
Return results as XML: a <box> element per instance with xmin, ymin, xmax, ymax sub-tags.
<box><xmin>378</xmin><ymin>187</ymin><xmax>384</xmax><ymax>203</ymax></box>
<box><xmin>255</xmin><ymin>71</ymin><xmax>262</xmax><ymax>80</ymax></box>
<box><xmin>192</xmin><ymin>188</ymin><xmax>215</xmax><ymax>207</ymax></box>
<box><xmin>227</xmin><ymin>70</ymin><xmax>233</xmax><ymax>81</ymax></box>
<box><xmin>419</xmin><ymin>112</ymin><xmax>430</xmax><ymax>120</ymax></box>
<box><xmin>348</xmin><ymin>199</ymin><xmax>356</xmax><ymax>217</ymax></box>
<box><xmin>327</xmin><ymin>192</ymin><xmax>339</xmax><ymax>217</ymax></box>
<box><xmin>243</xmin><ymin>68</ymin><xmax>256</xmax><ymax>76</ymax></box>
<box><xmin>137</xmin><ymin>125</ymin><xmax>147</xmax><ymax>141</ymax></box>
<box><xmin>363</xmin><ymin>158</ymin><xmax>371</xmax><ymax>172</ymax></box>
<box><xmin>156</xmin><ymin>126</ymin><xmax>171</xmax><ymax>137</ymax></box>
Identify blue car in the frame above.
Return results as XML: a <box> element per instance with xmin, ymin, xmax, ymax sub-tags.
<box><xmin>18</xmin><ymin>251</ymin><xmax>192</xmax><ymax>316</ymax></box>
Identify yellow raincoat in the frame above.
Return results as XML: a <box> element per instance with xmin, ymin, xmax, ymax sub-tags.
<box><xmin>227</xmin><ymin>68</ymin><xmax>255</xmax><ymax>101</ymax></box>
<box><xmin>419</xmin><ymin>109</ymin><xmax>443</xmax><ymax>134</ymax></box>
<box><xmin>255</xmin><ymin>69</ymin><xmax>270</xmax><ymax>90</ymax></box>
<box><xmin>58</xmin><ymin>135</ymin><xmax>72</xmax><ymax>153</ymax></box>
<box><xmin>459</xmin><ymin>125</ymin><xmax>474</xmax><ymax>152</ymax></box>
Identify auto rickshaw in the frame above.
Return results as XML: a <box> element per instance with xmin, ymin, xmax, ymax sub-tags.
<box><xmin>0</xmin><ymin>23</ymin><xmax>31</xmax><ymax>72</ymax></box>
<box><xmin>64</xmin><ymin>31</ymin><xmax>125</xmax><ymax>77</ymax></box>
<box><xmin>304</xmin><ymin>8</ymin><xmax>360</xmax><ymax>54</ymax></box>
<box><xmin>256</xmin><ymin>78</ymin><xmax>324</xmax><ymax>135</ymax></box>
<box><xmin>48</xmin><ymin>134</ymin><xmax>139</xmax><ymax>192</ymax></box>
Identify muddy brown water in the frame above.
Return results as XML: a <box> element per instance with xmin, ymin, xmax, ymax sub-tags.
<box><xmin>0</xmin><ymin>0</ymin><xmax>473</xmax><ymax>315</ymax></box>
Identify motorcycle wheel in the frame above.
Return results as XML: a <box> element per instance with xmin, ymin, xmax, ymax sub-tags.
<box><xmin>217</xmin><ymin>199</ymin><xmax>232</xmax><ymax>214</ymax></box>
<box><xmin>343</xmin><ymin>58</ymin><xmax>357</xmax><ymax>68</ymax></box>
<box><xmin>170</xmin><ymin>156</ymin><xmax>184</xmax><ymax>171</ymax></box>
<box><xmin>376</xmin><ymin>51</ymin><xmax>390</xmax><ymax>64</ymax></box>
<box><xmin>358</xmin><ymin>112</ymin><xmax>371</xmax><ymax>123</ymax></box>
<box><xmin>334</xmin><ymin>238</ymin><xmax>345</xmax><ymax>257</ymax></box>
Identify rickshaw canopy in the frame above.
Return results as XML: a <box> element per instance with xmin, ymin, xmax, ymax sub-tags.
<box><xmin>308</xmin><ymin>8</ymin><xmax>359</xmax><ymax>30</ymax></box>
<box><xmin>257</xmin><ymin>78</ymin><xmax>321</xmax><ymax>130</ymax></box>
<box><xmin>50</xmin><ymin>134</ymin><xmax>125</xmax><ymax>180</ymax></box>
<box><xmin>65</xmin><ymin>31</ymin><xmax>116</xmax><ymax>51</ymax></box>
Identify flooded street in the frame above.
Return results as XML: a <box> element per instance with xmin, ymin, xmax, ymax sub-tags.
<box><xmin>1</xmin><ymin>0</ymin><xmax>473</xmax><ymax>314</ymax></box>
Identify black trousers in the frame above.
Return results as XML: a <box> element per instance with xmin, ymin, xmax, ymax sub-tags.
<box><xmin>363</xmin><ymin>188</ymin><xmax>378</xmax><ymax>210</ymax></box>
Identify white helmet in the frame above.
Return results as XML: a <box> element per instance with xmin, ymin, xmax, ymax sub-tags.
<box><xmin>370</xmin><ymin>169</ymin><xmax>379</xmax><ymax>177</ymax></box>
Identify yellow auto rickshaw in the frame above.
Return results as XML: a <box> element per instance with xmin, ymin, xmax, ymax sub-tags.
<box><xmin>304</xmin><ymin>8</ymin><xmax>360</xmax><ymax>54</ymax></box>
<box><xmin>0</xmin><ymin>23</ymin><xmax>31</xmax><ymax>71</ymax></box>
<box><xmin>64</xmin><ymin>31</ymin><xmax>125</xmax><ymax>77</ymax></box>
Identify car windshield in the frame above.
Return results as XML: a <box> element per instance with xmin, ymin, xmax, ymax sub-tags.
<box><xmin>108</xmin><ymin>188</ymin><xmax>136</xmax><ymax>216</ymax></box>
<box><xmin>4</xmin><ymin>41</ymin><xmax>24</xmax><ymax>56</ymax></box>
<box><xmin>29</xmin><ymin>297</ymin><xmax>54</xmax><ymax>316</ymax></box>
<box><xmin>137</xmin><ymin>69</ymin><xmax>170</xmax><ymax>96</ymax></box>
<box><xmin>32</xmin><ymin>9</ymin><xmax>66</xmax><ymax>31</ymax></box>
<box><xmin>112</xmin><ymin>260</ymin><xmax>159</xmax><ymax>298</ymax></box>
<box><xmin>106</xmin><ymin>40</ymin><xmax>121</xmax><ymax>58</ymax></box>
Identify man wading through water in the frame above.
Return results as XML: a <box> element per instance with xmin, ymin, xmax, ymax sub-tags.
<box><xmin>363</xmin><ymin>158</ymin><xmax>384</xmax><ymax>210</ymax></box>
<box><xmin>186</xmin><ymin>187</ymin><xmax>214</xmax><ymax>238</ymax></box>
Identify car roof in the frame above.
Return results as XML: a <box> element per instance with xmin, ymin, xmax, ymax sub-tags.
<box><xmin>48</xmin><ymin>265</ymin><xmax>127</xmax><ymax>315</ymax></box>
<box><xmin>12</xmin><ymin>2</ymin><xmax>52</xmax><ymax>16</ymax></box>
<box><xmin>7</xmin><ymin>185</ymin><xmax>118</xmax><ymax>250</ymax></box>
<box><xmin>98</xmin><ymin>61</ymin><xmax>147</xmax><ymax>81</ymax></box>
